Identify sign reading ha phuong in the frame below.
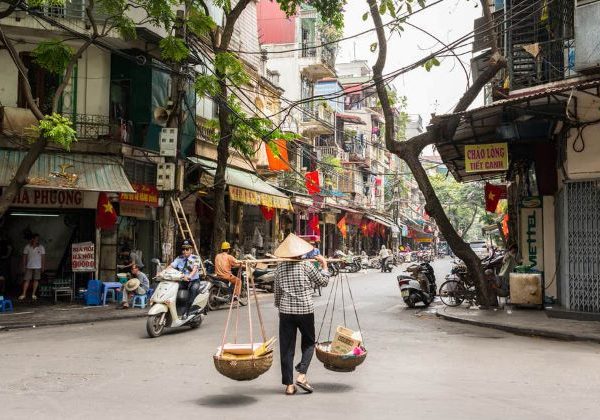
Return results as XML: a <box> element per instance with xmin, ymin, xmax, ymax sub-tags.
<box><xmin>465</xmin><ymin>143</ymin><xmax>508</xmax><ymax>173</ymax></box>
<box><xmin>72</xmin><ymin>241</ymin><xmax>95</xmax><ymax>272</ymax></box>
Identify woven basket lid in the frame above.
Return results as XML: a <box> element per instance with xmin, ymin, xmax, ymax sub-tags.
<box><xmin>274</xmin><ymin>233</ymin><xmax>314</xmax><ymax>258</ymax></box>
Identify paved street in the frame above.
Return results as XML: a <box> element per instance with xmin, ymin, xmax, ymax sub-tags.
<box><xmin>1</xmin><ymin>258</ymin><xmax>599</xmax><ymax>420</ymax></box>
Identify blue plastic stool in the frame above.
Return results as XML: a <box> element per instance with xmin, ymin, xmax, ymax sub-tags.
<box><xmin>146</xmin><ymin>288</ymin><xmax>154</xmax><ymax>299</ymax></box>
<box><xmin>104</xmin><ymin>288</ymin><xmax>116</xmax><ymax>303</ymax></box>
<box><xmin>131</xmin><ymin>294</ymin><xmax>147</xmax><ymax>309</ymax></box>
<box><xmin>85</xmin><ymin>280</ymin><xmax>102</xmax><ymax>306</ymax></box>
<box><xmin>0</xmin><ymin>299</ymin><xmax>13</xmax><ymax>312</ymax></box>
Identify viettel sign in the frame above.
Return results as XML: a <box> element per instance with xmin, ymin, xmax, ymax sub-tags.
<box><xmin>520</xmin><ymin>196</ymin><xmax>544</xmax><ymax>271</ymax></box>
<box><xmin>465</xmin><ymin>143</ymin><xmax>508</xmax><ymax>173</ymax></box>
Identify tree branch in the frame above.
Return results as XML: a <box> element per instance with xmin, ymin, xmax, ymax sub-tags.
<box><xmin>51</xmin><ymin>2</ymin><xmax>99</xmax><ymax>112</ymax></box>
<box><xmin>219</xmin><ymin>0</ymin><xmax>251</xmax><ymax>50</ymax></box>
<box><xmin>0</xmin><ymin>0</ymin><xmax>21</xmax><ymax>19</ymax></box>
<box><xmin>0</xmin><ymin>24</ymin><xmax>44</xmax><ymax>120</ymax></box>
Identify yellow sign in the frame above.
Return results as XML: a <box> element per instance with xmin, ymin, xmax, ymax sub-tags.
<box><xmin>465</xmin><ymin>143</ymin><xmax>508</xmax><ymax>173</ymax></box>
<box><xmin>229</xmin><ymin>186</ymin><xmax>292</xmax><ymax>210</ymax></box>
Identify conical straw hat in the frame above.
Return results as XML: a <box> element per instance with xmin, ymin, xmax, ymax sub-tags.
<box><xmin>274</xmin><ymin>233</ymin><xmax>314</xmax><ymax>258</ymax></box>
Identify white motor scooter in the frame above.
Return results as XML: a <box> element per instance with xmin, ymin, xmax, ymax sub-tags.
<box><xmin>146</xmin><ymin>260</ymin><xmax>211</xmax><ymax>338</ymax></box>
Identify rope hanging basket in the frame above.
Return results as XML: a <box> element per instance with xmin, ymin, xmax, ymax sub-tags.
<box><xmin>315</xmin><ymin>342</ymin><xmax>367</xmax><ymax>372</ymax></box>
<box><xmin>213</xmin><ymin>352</ymin><xmax>274</xmax><ymax>381</ymax></box>
<box><xmin>213</xmin><ymin>262</ymin><xmax>274</xmax><ymax>381</ymax></box>
<box><xmin>316</xmin><ymin>269</ymin><xmax>367</xmax><ymax>373</ymax></box>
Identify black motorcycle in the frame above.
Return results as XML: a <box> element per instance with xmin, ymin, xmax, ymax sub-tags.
<box><xmin>203</xmin><ymin>260</ymin><xmax>249</xmax><ymax>310</ymax></box>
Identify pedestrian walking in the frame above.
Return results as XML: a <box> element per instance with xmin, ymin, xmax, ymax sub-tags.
<box><xmin>379</xmin><ymin>245</ymin><xmax>390</xmax><ymax>272</ymax></box>
<box><xmin>273</xmin><ymin>233</ymin><xmax>329</xmax><ymax>395</ymax></box>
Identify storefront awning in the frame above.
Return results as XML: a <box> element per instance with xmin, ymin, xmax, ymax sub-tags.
<box><xmin>0</xmin><ymin>150</ymin><xmax>135</xmax><ymax>192</ymax></box>
<box><xmin>366</xmin><ymin>214</ymin><xmax>394</xmax><ymax>228</ymax></box>
<box><xmin>189</xmin><ymin>157</ymin><xmax>292</xmax><ymax>210</ymax></box>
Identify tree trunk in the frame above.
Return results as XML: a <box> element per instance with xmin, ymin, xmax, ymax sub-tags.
<box><xmin>211</xmin><ymin>79</ymin><xmax>233</xmax><ymax>255</ymax></box>
<box><xmin>367</xmin><ymin>0</ymin><xmax>505</xmax><ymax>306</ymax></box>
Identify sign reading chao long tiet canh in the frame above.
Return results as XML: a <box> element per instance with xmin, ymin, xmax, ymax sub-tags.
<box><xmin>464</xmin><ymin>143</ymin><xmax>508</xmax><ymax>173</ymax></box>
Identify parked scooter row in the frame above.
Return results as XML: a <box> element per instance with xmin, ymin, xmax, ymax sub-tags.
<box><xmin>396</xmin><ymin>262</ymin><xmax>437</xmax><ymax>308</ymax></box>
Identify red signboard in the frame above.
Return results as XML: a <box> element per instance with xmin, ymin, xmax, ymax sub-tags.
<box><xmin>119</xmin><ymin>183</ymin><xmax>159</xmax><ymax>207</ymax></box>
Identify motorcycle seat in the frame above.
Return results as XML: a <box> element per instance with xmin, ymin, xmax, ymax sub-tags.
<box><xmin>207</xmin><ymin>276</ymin><xmax>231</xmax><ymax>289</ymax></box>
<box><xmin>253</xmin><ymin>269</ymin><xmax>270</xmax><ymax>277</ymax></box>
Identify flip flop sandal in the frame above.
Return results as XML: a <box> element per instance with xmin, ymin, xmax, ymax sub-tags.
<box><xmin>295</xmin><ymin>380</ymin><xmax>314</xmax><ymax>393</ymax></box>
<box><xmin>285</xmin><ymin>386</ymin><xmax>297</xmax><ymax>396</ymax></box>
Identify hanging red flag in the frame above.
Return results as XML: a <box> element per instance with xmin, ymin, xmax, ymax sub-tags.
<box><xmin>96</xmin><ymin>192</ymin><xmax>117</xmax><ymax>229</ymax></box>
<box><xmin>367</xmin><ymin>221</ymin><xmax>377</xmax><ymax>237</ymax></box>
<box><xmin>265</xmin><ymin>139</ymin><xmax>290</xmax><ymax>171</ymax></box>
<box><xmin>260</xmin><ymin>206</ymin><xmax>275</xmax><ymax>221</ymax></box>
<box><xmin>305</xmin><ymin>171</ymin><xmax>321</xmax><ymax>194</ymax></box>
<box><xmin>484</xmin><ymin>183</ymin><xmax>508</xmax><ymax>212</ymax></box>
<box><xmin>360</xmin><ymin>221</ymin><xmax>369</xmax><ymax>235</ymax></box>
<box><xmin>308</xmin><ymin>214</ymin><xmax>320</xmax><ymax>235</ymax></box>
<box><xmin>337</xmin><ymin>215</ymin><xmax>347</xmax><ymax>239</ymax></box>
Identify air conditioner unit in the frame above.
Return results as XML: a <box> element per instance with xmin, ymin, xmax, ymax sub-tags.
<box><xmin>157</xmin><ymin>163</ymin><xmax>176</xmax><ymax>191</ymax></box>
<box><xmin>574</xmin><ymin>0</ymin><xmax>600</xmax><ymax>73</ymax></box>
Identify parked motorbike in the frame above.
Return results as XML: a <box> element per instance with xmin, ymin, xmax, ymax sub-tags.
<box><xmin>333</xmin><ymin>250</ymin><xmax>361</xmax><ymax>273</ymax></box>
<box><xmin>206</xmin><ymin>272</ymin><xmax>249</xmax><ymax>311</ymax></box>
<box><xmin>381</xmin><ymin>256</ymin><xmax>394</xmax><ymax>273</ymax></box>
<box><xmin>146</xmin><ymin>261</ymin><xmax>211</xmax><ymax>338</ymax></box>
<box><xmin>397</xmin><ymin>262</ymin><xmax>437</xmax><ymax>308</ymax></box>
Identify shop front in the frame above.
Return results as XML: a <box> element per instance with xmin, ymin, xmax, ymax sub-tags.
<box><xmin>189</xmin><ymin>157</ymin><xmax>293</xmax><ymax>256</ymax></box>
<box><xmin>0</xmin><ymin>150</ymin><xmax>135</xmax><ymax>299</ymax></box>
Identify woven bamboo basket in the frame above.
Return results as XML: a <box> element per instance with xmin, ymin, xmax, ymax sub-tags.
<box><xmin>213</xmin><ymin>351</ymin><xmax>274</xmax><ymax>381</ymax></box>
<box><xmin>315</xmin><ymin>342</ymin><xmax>367</xmax><ymax>372</ymax></box>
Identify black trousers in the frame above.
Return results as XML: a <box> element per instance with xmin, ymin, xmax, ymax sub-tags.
<box><xmin>185</xmin><ymin>281</ymin><xmax>201</xmax><ymax>314</ymax></box>
<box><xmin>278</xmin><ymin>312</ymin><xmax>315</xmax><ymax>386</ymax></box>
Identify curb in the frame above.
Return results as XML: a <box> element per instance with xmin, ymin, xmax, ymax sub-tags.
<box><xmin>0</xmin><ymin>311</ymin><xmax>148</xmax><ymax>331</ymax></box>
<box><xmin>435</xmin><ymin>308</ymin><xmax>600</xmax><ymax>344</ymax></box>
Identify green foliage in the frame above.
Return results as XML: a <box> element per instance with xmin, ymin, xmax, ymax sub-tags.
<box><xmin>423</xmin><ymin>57</ymin><xmax>440</xmax><ymax>72</ymax></box>
<box><xmin>28</xmin><ymin>0</ymin><xmax>65</xmax><ymax>7</ymax></box>
<box><xmin>429</xmin><ymin>173</ymin><xmax>485</xmax><ymax>241</ymax></box>
<box><xmin>160</xmin><ymin>36</ymin><xmax>189</xmax><ymax>62</ymax></box>
<box><xmin>31</xmin><ymin>41</ymin><xmax>73</xmax><ymax>75</ymax></box>
<box><xmin>194</xmin><ymin>74</ymin><xmax>220</xmax><ymax>97</ymax></box>
<box><xmin>29</xmin><ymin>113</ymin><xmax>77</xmax><ymax>150</ymax></box>
<box><xmin>276</xmin><ymin>0</ymin><xmax>345</xmax><ymax>29</ymax></box>
<box><xmin>187</xmin><ymin>7</ymin><xmax>217</xmax><ymax>36</ymax></box>
<box><xmin>318</xmin><ymin>155</ymin><xmax>342</xmax><ymax>174</ymax></box>
<box><xmin>215</xmin><ymin>52</ymin><xmax>249</xmax><ymax>86</ymax></box>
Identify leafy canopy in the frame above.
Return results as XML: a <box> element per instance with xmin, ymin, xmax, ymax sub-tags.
<box><xmin>28</xmin><ymin>114</ymin><xmax>77</xmax><ymax>150</ymax></box>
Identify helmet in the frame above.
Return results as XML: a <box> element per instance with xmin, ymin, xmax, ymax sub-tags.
<box><xmin>221</xmin><ymin>241</ymin><xmax>231</xmax><ymax>250</ymax></box>
<box><xmin>181</xmin><ymin>240</ymin><xmax>193</xmax><ymax>250</ymax></box>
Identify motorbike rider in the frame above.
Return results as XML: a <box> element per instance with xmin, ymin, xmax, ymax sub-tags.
<box><xmin>214</xmin><ymin>241</ymin><xmax>242</xmax><ymax>297</ymax></box>
<box><xmin>379</xmin><ymin>245</ymin><xmax>390</xmax><ymax>272</ymax></box>
<box><xmin>168</xmin><ymin>240</ymin><xmax>201</xmax><ymax>317</ymax></box>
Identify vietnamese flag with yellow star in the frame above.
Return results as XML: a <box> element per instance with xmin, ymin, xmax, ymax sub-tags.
<box><xmin>484</xmin><ymin>183</ymin><xmax>507</xmax><ymax>212</ymax></box>
<box><xmin>96</xmin><ymin>192</ymin><xmax>118</xmax><ymax>229</ymax></box>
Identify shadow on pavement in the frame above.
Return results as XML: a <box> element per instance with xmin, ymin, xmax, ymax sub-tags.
<box><xmin>309</xmin><ymin>382</ymin><xmax>354</xmax><ymax>393</ymax></box>
<box><xmin>196</xmin><ymin>394</ymin><xmax>258</xmax><ymax>407</ymax></box>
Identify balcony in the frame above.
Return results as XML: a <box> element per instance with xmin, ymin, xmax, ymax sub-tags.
<box><xmin>276</xmin><ymin>171</ymin><xmax>307</xmax><ymax>194</ymax></box>
<box><xmin>299</xmin><ymin>41</ymin><xmax>336</xmax><ymax>81</ymax></box>
<box><xmin>315</xmin><ymin>146</ymin><xmax>348</xmax><ymax>163</ymax></box>
<box><xmin>300</xmin><ymin>103</ymin><xmax>335</xmax><ymax>136</ymax></box>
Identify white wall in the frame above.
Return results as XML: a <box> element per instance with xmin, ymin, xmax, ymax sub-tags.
<box><xmin>565</xmin><ymin>89</ymin><xmax>600</xmax><ymax>179</ymax></box>
<box><xmin>0</xmin><ymin>49</ymin><xmax>19</xmax><ymax>107</ymax></box>
<box><xmin>77</xmin><ymin>46</ymin><xmax>111</xmax><ymax>116</ymax></box>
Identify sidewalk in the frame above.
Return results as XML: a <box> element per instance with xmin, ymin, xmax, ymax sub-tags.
<box><xmin>0</xmin><ymin>303</ymin><xmax>148</xmax><ymax>330</ymax></box>
<box><xmin>436</xmin><ymin>305</ymin><xmax>600</xmax><ymax>344</ymax></box>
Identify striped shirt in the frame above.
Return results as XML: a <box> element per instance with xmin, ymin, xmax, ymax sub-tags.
<box><xmin>274</xmin><ymin>261</ymin><xmax>329</xmax><ymax>314</ymax></box>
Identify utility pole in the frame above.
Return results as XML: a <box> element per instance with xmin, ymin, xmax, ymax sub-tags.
<box><xmin>161</xmin><ymin>8</ymin><xmax>187</xmax><ymax>263</ymax></box>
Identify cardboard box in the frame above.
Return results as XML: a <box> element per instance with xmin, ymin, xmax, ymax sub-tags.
<box><xmin>331</xmin><ymin>326</ymin><xmax>362</xmax><ymax>354</ymax></box>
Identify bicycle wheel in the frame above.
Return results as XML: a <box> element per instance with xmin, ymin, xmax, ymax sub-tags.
<box><xmin>439</xmin><ymin>280</ymin><xmax>466</xmax><ymax>307</ymax></box>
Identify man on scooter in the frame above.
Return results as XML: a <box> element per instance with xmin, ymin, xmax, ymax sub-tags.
<box><xmin>169</xmin><ymin>240</ymin><xmax>201</xmax><ymax>317</ymax></box>
<box><xmin>214</xmin><ymin>241</ymin><xmax>242</xmax><ymax>297</ymax></box>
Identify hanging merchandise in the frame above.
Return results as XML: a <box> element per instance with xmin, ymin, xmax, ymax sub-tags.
<box><xmin>305</xmin><ymin>171</ymin><xmax>321</xmax><ymax>194</ymax></box>
<box><xmin>96</xmin><ymin>192</ymin><xmax>117</xmax><ymax>229</ymax></box>
<box><xmin>213</xmin><ymin>264</ymin><xmax>275</xmax><ymax>381</ymax></box>
<box><xmin>259</xmin><ymin>205</ymin><xmax>275</xmax><ymax>221</ymax></box>
<box><xmin>265</xmin><ymin>139</ymin><xmax>290</xmax><ymax>171</ymax></box>
<box><xmin>253</xmin><ymin>227</ymin><xmax>264</xmax><ymax>248</ymax></box>
<box><xmin>315</xmin><ymin>270</ymin><xmax>367</xmax><ymax>372</ymax></box>
<box><xmin>337</xmin><ymin>215</ymin><xmax>347</xmax><ymax>239</ymax></box>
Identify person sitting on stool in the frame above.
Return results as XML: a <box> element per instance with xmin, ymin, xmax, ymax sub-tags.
<box><xmin>120</xmin><ymin>264</ymin><xmax>149</xmax><ymax>308</ymax></box>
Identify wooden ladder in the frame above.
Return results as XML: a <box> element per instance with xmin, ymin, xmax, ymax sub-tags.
<box><xmin>170</xmin><ymin>197</ymin><xmax>206</xmax><ymax>275</ymax></box>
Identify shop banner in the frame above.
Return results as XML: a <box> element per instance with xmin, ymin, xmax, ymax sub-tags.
<box><xmin>229</xmin><ymin>186</ymin><xmax>292</xmax><ymax>210</ymax></box>
<box><xmin>120</xmin><ymin>202</ymin><xmax>154</xmax><ymax>220</ymax></box>
<box><xmin>465</xmin><ymin>143</ymin><xmax>508</xmax><ymax>173</ymax></box>
<box><xmin>72</xmin><ymin>241</ymin><xmax>95</xmax><ymax>272</ymax></box>
<box><xmin>119</xmin><ymin>183</ymin><xmax>159</xmax><ymax>207</ymax></box>
<box><xmin>520</xmin><ymin>196</ymin><xmax>544</xmax><ymax>271</ymax></box>
<box><xmin>1</xmin><ymin>188</ymin><xmax>94</xmax><ymax>208</ymax></box>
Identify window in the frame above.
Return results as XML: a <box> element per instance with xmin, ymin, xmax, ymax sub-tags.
<box><xmin>124</xmin><ymin>159</ymin><xmax>157</xmax><ymax>185</ymax></box>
